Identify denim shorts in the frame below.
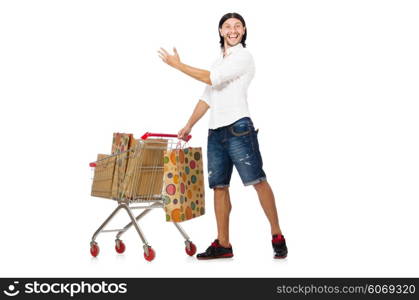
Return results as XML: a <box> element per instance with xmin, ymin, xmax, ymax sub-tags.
<box><xmin>207</xmin><ymin>117</ymin><xmax>267</xmax><ymax>189</ymax></box>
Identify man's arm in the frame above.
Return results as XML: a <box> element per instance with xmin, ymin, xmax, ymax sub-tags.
<box><xmin>178</xmin><ymin>100</ymin><xmax>210</xmax><ymax>140</ymax></box>
<box><xmin>158</xmin><ymin>47</ymin><xmax>212</xmax><ymax>85</ymax></box>
<box><xmin>177</xmin><ymin>63</ymin><xmax>211</xmax><ymax>85</ymax></box>
<box><xmin>159</xmin><ymin>47</ymin><xmax>253</xmax><ymax>87</ymax></box>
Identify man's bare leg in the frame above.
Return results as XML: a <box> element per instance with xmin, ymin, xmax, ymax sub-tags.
<box><xmin>214</xmin><ymin>187</ymin><xmax>232</xmax><ymax>247</ymax></box>
<box><xmin>254</xmin><ymin>181</ymin><xmax>282</xmax><ymax>236</ymax></box>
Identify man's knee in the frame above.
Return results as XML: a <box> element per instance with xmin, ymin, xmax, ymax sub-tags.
<box><xmin>253</xmin><ymin>180</ymin><xmax>268</xmax><ymax>192</ymax></box>
<box><xmin>214</xmin><ymin>187</ymin><xmax>230</xmax><ymax>203</ymax></box>
<box><xmin>214</xmin><ymin>186</ymin><xmax>229</xmax><ymax>194</ymax></box>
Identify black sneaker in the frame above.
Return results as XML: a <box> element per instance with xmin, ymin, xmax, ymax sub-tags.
<box><xmin>272</xmin><ymin>234</ymin><xmax>288</xmax><ymax>259</ymax></box>
<box><xmin>197</xmin><ymin>239</ymin><xmax>234</xmax><ymax>260</ymax></box>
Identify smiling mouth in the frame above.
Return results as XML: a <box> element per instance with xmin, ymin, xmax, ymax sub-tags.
<box><xmin>228</xmin><ymin>35</ymin><xmax>239</xmax><ymax>39</ymax></box>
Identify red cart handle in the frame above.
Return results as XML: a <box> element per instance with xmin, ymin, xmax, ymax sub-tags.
<box><xmin>141</xmin><ymin>132</ymin><xmax>191</xmax><ymax>142</ymax></box>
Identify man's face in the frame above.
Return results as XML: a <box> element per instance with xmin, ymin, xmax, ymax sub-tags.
<box><xmin>219</xmin><ymin>18</ymin><xmax>245</xmax><ymax>48</ymax></box>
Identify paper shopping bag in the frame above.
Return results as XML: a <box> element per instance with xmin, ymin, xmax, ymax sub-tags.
<box><xmin>162</xmin><ymin>147</ymin><xmax>205</xmax><ymax>222</ymax></box>
<box><xmin>91</xmin><ymin>154</ymin><xmax>116</xmax><ymax>199</ymax></box>
<box><xmin>111</xmin><ymin>133</ymin><xmax>133</xmax><ymax>199</ymax></box>
<box><xmin>121</xmin><ymin>139</ymin><xmax>167</xmax><ymax>200</ymax></box>
<box><xmin>111</xmin><ymin>132</ymin><xmax>133</xmax><ymax>154</ymax></box>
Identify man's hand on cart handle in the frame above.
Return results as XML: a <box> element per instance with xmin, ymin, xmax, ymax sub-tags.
<box><xmin>178</xmin><ymin>125</ymin><xmax>192</xmax><ymax>141</ymax></box>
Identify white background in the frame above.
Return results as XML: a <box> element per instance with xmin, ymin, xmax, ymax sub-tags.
<box><xmin>1</xmin><ymin>0</ymin><xmax>418</xmax><ymax>277</ymax></box>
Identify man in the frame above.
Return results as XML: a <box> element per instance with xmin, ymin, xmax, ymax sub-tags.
<box><xmin>158</xmin><ymin>12</ymin><xmax>287</xmax><ymax>259</ymax></box>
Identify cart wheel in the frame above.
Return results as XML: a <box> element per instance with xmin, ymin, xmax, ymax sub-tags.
<box><xmin>185</xmin><ymin>242</ymin><xmax>197</xmax><ymax>256</ymax></box>
<box><xmin>115</xmin><ymin>240</ymin><xmax>126</xmax><ymax>254</ymax></box>
<box><xmin>90</xmin><ymin>243</ymin><xmax>99</xmax><ymax>257</ymax></box>
<box><xmin>144</xmin><ymin>247</ymin><xmax>155</xmax><ymax>262</ymax></box>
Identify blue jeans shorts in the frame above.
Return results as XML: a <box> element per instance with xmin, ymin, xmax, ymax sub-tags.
<box><xmin>207</xmin><ymin>117</ymin><xmax>267</xmax><ymax>189</ymax></box>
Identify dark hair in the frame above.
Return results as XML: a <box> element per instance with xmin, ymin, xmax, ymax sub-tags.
<box><xmin>218</xmin><ymin>12</ymin><xmax>247</xmax><ymax>48</ymax></box>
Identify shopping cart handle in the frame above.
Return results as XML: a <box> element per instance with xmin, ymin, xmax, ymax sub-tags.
<box><xmin>141</xmin><ymin>132</ymin><xmax>192</xmax><ymax>142</ymax></box>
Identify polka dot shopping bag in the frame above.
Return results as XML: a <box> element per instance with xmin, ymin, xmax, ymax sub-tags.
<box><xmin>162</xmin><ymin>147</ymin><xmax>205</xmax><ymax>222</ymax></box>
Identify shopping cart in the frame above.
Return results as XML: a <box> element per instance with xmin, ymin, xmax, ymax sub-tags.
<box><xmin>89</xmin><ymin>132</ymin><xmax>197</xmax><ymax>261</ymax></box>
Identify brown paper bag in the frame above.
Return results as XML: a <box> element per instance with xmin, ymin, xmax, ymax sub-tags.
<box><xmin>91</xmin><ymin>154</ymin><xmax>116</xmax><ymax>199</ymax></box>
<box><xmin>111</xmin><ymin>133</ymin><xmax>133</xmax><ymax>199</ymax></box>
<box><xmin>120</xmin><ymin>139</ymin><xmax>168</xmax><ymax>201</ymax></box>
<box><xmin>111</xmin><ymin>133</ymin><xmax>133</xmax><ymax>154</ymax></box>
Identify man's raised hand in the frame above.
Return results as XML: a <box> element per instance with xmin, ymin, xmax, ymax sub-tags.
<box><xmin>158</xmin><ymin>47</ymin><xmax>181</xmax><ymax>68</ymax></box>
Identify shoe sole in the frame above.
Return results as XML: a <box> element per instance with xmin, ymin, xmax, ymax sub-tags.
<box><xmin>274</xmin><ymin>255</ymin><xmax>287</xmax><ymax>259</ymax></box>
<box><xmin>197</xmin><ymin>254</ymin><xmax>234</xmax><ymax>260</ymax></box>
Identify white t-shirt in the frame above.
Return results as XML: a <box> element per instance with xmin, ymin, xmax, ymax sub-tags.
<box><xmin>201</xmin><ymin>43</ymin><xmax>255</xmax><ymax>129</ymax></box>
